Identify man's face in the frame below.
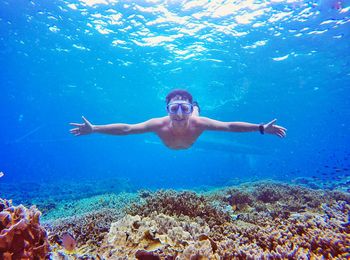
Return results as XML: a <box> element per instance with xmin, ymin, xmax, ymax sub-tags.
<box><xmin>167</xmin><ymin>96</ymin><xmax>193</xmax><ymax>123</ymax></box>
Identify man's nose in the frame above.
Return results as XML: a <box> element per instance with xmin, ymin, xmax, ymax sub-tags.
<box><xmin>176</xmin><ymin>107</ymin><xmax>184</xmax><ymax>116</ymax></box>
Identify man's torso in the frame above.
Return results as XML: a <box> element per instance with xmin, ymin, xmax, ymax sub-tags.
<box><xmin>153</xmin><ymin>117</ymin><xmax>204</xmax><ymax>150</ymax></box>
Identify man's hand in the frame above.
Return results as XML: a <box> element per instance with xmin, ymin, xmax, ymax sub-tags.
<box><xmin>69</xmin><ymin>116</ymin><xmax>94</xmax><ymax>136</ymax></box>
<box><xmin>264</xmin><ymin>119</ymin><xmax>287</xmax><ymax>138</ymax></box>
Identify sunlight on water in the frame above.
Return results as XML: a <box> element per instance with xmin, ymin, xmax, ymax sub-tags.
<box><xmin>31</xmin><ymin>0</ymin><xmax>345</xmax><ymax>74</ymax></box>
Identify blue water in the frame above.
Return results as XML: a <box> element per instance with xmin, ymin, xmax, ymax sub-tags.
<box><xmin>1</xmin><ymin>0</ymin><xmax>349</xmax><ymax>197</ymax></box>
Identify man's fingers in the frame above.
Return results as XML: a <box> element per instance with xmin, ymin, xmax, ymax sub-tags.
<box><xmin>273</xmin><ymin>124</ymin><xmax>287</xmax><ymax>132</ymax></box>
<box><xmin>69</xmin><ymin>123</ymin><xmax>83</xmax><ymax>127</ymax></box>
<box><xmin>70</xmin><ymin>127</ymin><xmax>79</xmax><ymax>131</ymax></box>
<box><xmin>278</xmin><ymin>130</ymin><xmax>286</xmax><ymax>137</ymax></box>
<box><xmin>278</xmin><ymin>129</ymin><xmax>286</xmax><ymax>136</ymax></box>
<box><xmin>276</xmin><ymin>132</ymin><xmax>283</xmax><ymax>138</ymax></box>
<box><xmin>276</xmin><ymin>125</ymin><xmax>287</xmax><ymax>131</ymax></box>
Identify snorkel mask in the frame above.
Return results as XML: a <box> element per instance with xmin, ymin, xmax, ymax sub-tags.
<box><xmin>167</xmin><ymin>102</ymin><xmax>193</xmax><ymax>114</ymax></box>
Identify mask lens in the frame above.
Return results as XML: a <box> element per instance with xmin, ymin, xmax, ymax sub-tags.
<box><xmin>167</xmin><ymin>103</ymin><xmax>193</xmax><ymax>114</ymax></box>
<box><xmin>181</xmin><ymin>104</ymin><xmax>191</xmax><ymax>113</ymax></box>
<box><xmin>168</xmin><ymin>104</ymin><xmax>179</xmax><ymax>113</ymax></box>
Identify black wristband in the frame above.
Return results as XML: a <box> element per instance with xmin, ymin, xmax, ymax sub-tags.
<box><xmin>259</xmin><ymin>124</ymin><xmax>264</xmax><ymax>135</ymax></box>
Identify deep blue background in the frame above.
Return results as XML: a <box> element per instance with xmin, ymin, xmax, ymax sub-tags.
<box><xmin>1</xmin><ymin>0</ymin><xmax>349</xmax><ymax>193</ymax></box>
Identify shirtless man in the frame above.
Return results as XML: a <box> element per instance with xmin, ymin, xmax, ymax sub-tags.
<box><xmin>69</xmin><ymin>89</ymin><xmax>287</xmax><ymax>150</ymax></box>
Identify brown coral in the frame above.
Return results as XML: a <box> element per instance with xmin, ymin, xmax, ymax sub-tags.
<box><xmin>213</xmin><ymin>200</ymin><xmax>350</xmax><ymax>259</ymax></box>
<box><xmin>126</xmin><ymin>190</ymin><xmax>231</xmax><ymax>228</ymax></box>
<box><xmin>100</xmin><ymin>199</ymin><xmax>350</xmax><ymax>259</ymax></box>
<box><xmin>45</xmin><ymin>208</ymin><xmax>122</xmax><ymax>255</ymax></box>
<box><xmin>0</xmin><ymin>198</ymin><xmax>50</xmax><ymax>259</ymax></box>
<box><xmin>100</xmin><ymin>213</ymin><xmax>217</xmax><ymax>259</ymax></box>
<box><xmin>101</xmin><ymin>183</ymin><xmax>350</xmax><ymax>259</ymax></box>
<box><xmin>13</xmin><ymin>181</ymin><xmax>347</xmax><ymax>260</ymax></box>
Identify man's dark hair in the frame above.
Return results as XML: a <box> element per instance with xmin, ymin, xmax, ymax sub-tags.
<box><xmin>166</xmin><ymin>89</ymin><xmax>193</xmax><ymax>104</ymax></box>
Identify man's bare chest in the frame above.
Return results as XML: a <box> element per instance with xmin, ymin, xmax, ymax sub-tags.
<box><xmin>156</xmin><ymin>126</ymin><xmax>202</xmax><ymax>149</ymax></box>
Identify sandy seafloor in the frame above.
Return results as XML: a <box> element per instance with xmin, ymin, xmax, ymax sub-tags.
<box><xmin>1</xmin><ymin>177</ymin><xmax>349</xmax><ymax>259</ymax></box>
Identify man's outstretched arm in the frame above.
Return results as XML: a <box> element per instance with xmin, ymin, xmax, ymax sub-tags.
<box><xmin>69</xmin><ymin>116</ymin><xmax>159</xmax><ymax>136</ymax></box>
<box><xmin>199</xmin><ymin>117</ymin><xmax>287</xmax><ymax>138</ymax></box>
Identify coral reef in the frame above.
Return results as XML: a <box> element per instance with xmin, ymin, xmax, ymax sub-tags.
<box><xmin>4</xmin><ymin>181</ymin><xmax>348</xmax><ymax>259</ymax></box>
<box><xmin>0</xmin><ymin>178</ymin><xmax>133</xmax><ymax>217</ymax></box>
<box><xmin>100</xmin><ymin>202</ymin><xmax>349</xmax><ymax>259</ymax></box>
<box><xmin>126</xmin><ymin>190</ymin><xmax>231</xmax><ymax>228</ymax></box>
<box><xmin>44</xmin><ymin>192</ymin><xmax>138</xmax><ymax>258</ymax></box>
<box><xmin>211</xmin><ymin>181</ymin><xmax>337</xmax><ymax>220</ymax></box>
<box><xmin>292</xmin><ymin>170</ymin><xmax>350</xmax><ymax>193</ymax></box>
<box><xmin>46</xmin><ymin>208</ymin><xmax>122</xmax><ymax>254</ymax></box>
<box><xmin>99</xmin><ymin>182</ymin><xmax>350</xmax><ymax>259</ymax></box>
<box><xmin>0</xmin><ymin>198</ymin><xmax>50</xmax><ymax>259</ymax></box>
<box><xmin>212</xmin><ymin>200</ymin><xmax>350</xmax><ymax>258</ymax></box>
<box><xmin>43</xmin><ymin>192</ymin><xmax>138</xmax><ymax>220</ymax></box>
<box><xmin>101</xmin><ymin>213</ymin><xmax>217</xmax><ymax>259</ymax></box>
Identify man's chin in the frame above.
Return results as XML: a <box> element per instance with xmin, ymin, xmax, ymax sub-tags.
<box><xmin>172</xmin><ymin>118</ymin><xmax>187</xmax><ymax>124</ymax></box>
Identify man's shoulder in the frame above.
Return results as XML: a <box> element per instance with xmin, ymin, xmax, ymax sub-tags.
<box><xmin>190</xmin><ymin>116</ymin><xmax>217</xmax><ymax>130</ymax></box>
<box><xmin>190</xmin><ymin>116</ymin><xmax>209</xmax><ymax>125</ymax></box>
<box><xmin>147</xmin><ymin>116</ymin><xmax>169</xmax><ymax>128</ymax></box>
